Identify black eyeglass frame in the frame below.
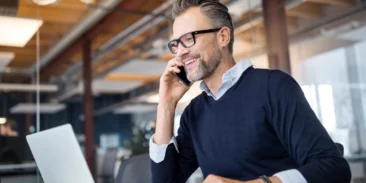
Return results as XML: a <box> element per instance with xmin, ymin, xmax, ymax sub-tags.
<box><xmin>167</xmin><ymin>27</ymin><xmax>222</xmax><ymax>54</ymax></box>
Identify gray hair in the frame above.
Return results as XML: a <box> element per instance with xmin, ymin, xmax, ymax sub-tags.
<box><xmin>172</xmin><ymin>0</ymin><xmax>234</xmax><ymax>54</ymax></box>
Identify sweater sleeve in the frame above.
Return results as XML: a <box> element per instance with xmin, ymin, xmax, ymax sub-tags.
<box><xmin>151</xmin><ymin>108</ymin><xmax>199</xmax><ymax>183</ymax></box>
<box><xmin>267</xmin><ymin>70</ymin><xmax>351</xmax><ymax>183</ymax></box>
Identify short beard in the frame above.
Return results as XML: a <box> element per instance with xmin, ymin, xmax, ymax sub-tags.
<box><xmin>187</xmin><ymin>49</ymin><xmax>222</xmax><ymax>82</ymax></box>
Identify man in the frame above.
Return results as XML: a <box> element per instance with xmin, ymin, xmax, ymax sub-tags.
<box><xmin>150</xmin><ymin>0</ymin><xmax>351</xmax><ymax>182</ymax></box>
<box><xmin>0</xmin><ymin>119</ymin><xmax>20</xmax><ymax>164</ymax></box>
<box><xmin>0</xmin><ymin>120</ymin><xmax>18</xmax><ymax>137</ymax></box>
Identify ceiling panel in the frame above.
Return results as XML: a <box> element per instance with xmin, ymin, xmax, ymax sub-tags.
<box><xmin>337</xmin><ymin>25</ymin><xmax>366</xmax><ymax>41</ymax></box>
<box><xmin>77</xmin><ymin>80</ymin><xmax>144</xmax><ymax>94</ymax></box>
<box><xmin>110</xmin><ymin>60</ymin><xmax>166</xmax><ymax>76</ymax></box>
<box><xmin>10</xmin><ymin>103</ymin><xmax>66</xmax><ymax>114</ymax></box>
<box><xmin>17</xmin><ymin>5</ymin><xmax>86</xmax><ymax>23</ymax></box>
<box><xmin>113</xmin><ymin>104</ymin><xmax>157</xmax><ymax>114</ymax></box>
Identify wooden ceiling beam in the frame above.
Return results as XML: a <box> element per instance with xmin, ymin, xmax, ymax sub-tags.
<box><xmin>235</xmin><ymin>26</ymin><xmax>267</xmax><ymax>47</ymax></box>
<box><xmin>40</xmin><ymin>0</ymin><xmax>154</xmax><ymax>79</ymax></box>
<box><xmin>0</xmin><ymin>46</ymin><xmax>49</xmax><ymax>56</ymax></box>
<box><xmin>17</xmin><ymin>6</ymin><xmax>86</xmax><ymax>24</ymax></box>
<box><xmin>286</xmin><ymin>16</ymin><xmax>298</xmax><ymax>34</ymax></box>
<box><xmin>26</xmin><ymin>38</ymin><xmax>58</xmax><ymax>47</ymax></box>
<box><xmin>37</xmin><ymin>22</ymin><xmax>74</xmax><ymax>36</ymax></box>
<box><xmin>104</xmin><ymin>73</ymin><xmax>160</xmax><ymax>83</ymax></box>
<box><xmin>7</xmin><ymin>59</ymin><xmax>35</xmax><ymax>68</ymax></box>
<box><xmin>305</xmin><ymin>0</ymin><xmax>354</xmax><ymax>6</ymax></box>
<box><xmin>287</xmin><ymin>2</ymin><xmax>323</xmax><ymax>18</ymax></box>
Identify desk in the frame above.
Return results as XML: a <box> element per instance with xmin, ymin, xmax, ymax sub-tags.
<box><xmin>0</xmin><ymin>163</ymin><xmax>37</xmax><ymax>175</ymax></box>
<box><xmin>0</xmin><ymin>163</ymin><xmax>39</xmax><ymax>183</ymax></box>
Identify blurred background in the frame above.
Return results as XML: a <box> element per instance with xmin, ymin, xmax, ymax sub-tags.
<box><xmin>0</xmin><ymin>0</ymin><xmax>365</xmax><ymax>182</ymax></box>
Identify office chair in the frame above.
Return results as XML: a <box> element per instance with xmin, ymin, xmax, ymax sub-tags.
<box><xmin>98</xmin><ymin>148</ymin><xmax>118</xmax><ymax>183</ymax></box>
<box><xmin>115</xmin><ymin>153</ymin><xmax>151</xmax><ymax>183</ymax></box>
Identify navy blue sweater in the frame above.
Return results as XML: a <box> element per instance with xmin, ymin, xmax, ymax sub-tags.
<box><xmin>151</xmin><ymin>68</ymin><xmax>351</xmax><ymax>183</ymax></box>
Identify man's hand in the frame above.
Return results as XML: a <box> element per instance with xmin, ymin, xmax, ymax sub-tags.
<box><xmin>203</xmin><ymin>174</ymin><xmax>282</xmax><ymax>183</ymax></box>
<box><xmin>203</xmin><ymin>174</ymin><xmax>244</xmax><ymax>183</ymax></box>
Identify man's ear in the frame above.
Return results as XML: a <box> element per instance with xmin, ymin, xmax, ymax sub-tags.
<box><xmin>217</xmin><ymin>27</ymin><xmax>231</xmax><ymax>49</ymax></box>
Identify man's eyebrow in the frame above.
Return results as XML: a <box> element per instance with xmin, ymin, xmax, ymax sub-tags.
<box><xmin>171</xmin><ymin>33</ymin><xmax>182</xmax><ymax>40</ymax></box>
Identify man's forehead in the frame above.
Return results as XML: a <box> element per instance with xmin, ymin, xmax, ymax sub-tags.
<box><xmin>172</xmin><ymin>7</ymin><xmax>212</xmax><ymax>39</ymax></box>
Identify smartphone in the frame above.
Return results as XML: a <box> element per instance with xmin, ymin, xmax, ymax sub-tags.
<box><xmin>173</xmin><ymin>66</ymin><xmax>191</xmax><ymax>86</ymax></box>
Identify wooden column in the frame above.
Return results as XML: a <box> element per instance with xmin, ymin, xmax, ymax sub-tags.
<box><xmin>83</xmin><ymin>39</ymin><xmax>95</xmax><ymax>174</ymax></box>
<box><xmin>25</xmin><ymin>94</ymin><xmax>32</xmax><ymax>134</ymax></box>
<box><xmin>262</xmin><ymin>0</ymin><xmax>291</xmax><ymax>74</ymax></box>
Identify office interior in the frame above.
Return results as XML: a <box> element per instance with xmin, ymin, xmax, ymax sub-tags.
<box><xmin>0</xmin><ymin>0</ymin><xmax>365</xmax><ymax>182</ymax></box>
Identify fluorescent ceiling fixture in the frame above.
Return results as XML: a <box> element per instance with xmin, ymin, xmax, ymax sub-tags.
<box><xmin>0</xmin><ymin>83</ymin><xmax>58</xmax><ymax>92</ymax></box>
<box><xmin>337</xmin><ymin>25</ymin><xmax>366</xmax><ymax>41</ymax></box>
<box><xmin>77</xmin><ymin>80</ymin><xmax>143</xmax><ymax>94</ymax></box>
<box><xmin>56</xmin><ymin>80</ymin><xmax>143</xmax><ymax>101</ymax></box>
<box><xmin>80</xmin><ymin>0</ymin><xmax>95</xmax><ymax>4</ymax></box>
<box><xmin>110</xmin><ymin>60</ymin><xmax>166</xmax><ymax>76</ymax></box>
<box><xmin>10</xmin><ymin>103</ymin><xmax>66</xmax><ymax>114</ymax></box>
<box><xmin>32</xmin><ymin>0</ymin><xmax>60</xmax><ymax>5</ymax></box>
<box><xmin>0</xmin><ymin>16</ymin><xmax>43</xmax><ymax>47</ymax></box>
<box><xmin>0</xmin><ymin>118</ymin><xmax>6</xmax><ymax>125</ymax></box>
<box><xmin>113</xmin><ymin>104</ymin><xmax>157</xmax><ymax>114</ymax></box>
<box><xmin>0</xmin><ymin>52</ymin><xmax>15</xmax><ymax>72</ymax></box>
<box><xmin>145</xmin><ymin>94</ymin><xmax>193</xmax><ymax>104</ymax></box>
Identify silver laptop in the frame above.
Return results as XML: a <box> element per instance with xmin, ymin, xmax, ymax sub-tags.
<box><xmin>26</xmin><ymin>124</ymin><xmax>94</xmax><ymax>183</ymax></box>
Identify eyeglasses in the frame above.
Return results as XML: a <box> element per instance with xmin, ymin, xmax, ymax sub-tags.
<box><xmin>167</xmin><ymin>28</ymin><xmax>222</xmax><ymax>54</ymax></box>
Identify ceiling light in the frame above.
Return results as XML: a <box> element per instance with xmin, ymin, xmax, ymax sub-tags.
<box><xmin>0</xmin><ymin>16</ymin><xmax>43</xmax><ymax>47</ymax></box>
<box><xmin>0</xmin><ymin>118</ymin><xmax>6</xmax><ymax>125</ymax></box>
<box><xmin>145</xmin><ymin>94</ymin><xmax>192</xmax><ymax>104</ymax></box>
<box><xmin>0</xmin><ymin>83</ymin><xmax>58</xmax><ymax>92</ymax></box>
<box><xmin>113</xmin><ymin>104</ymin><xmax>157</xmax><ymax>114</ymax></box>
<box><xmin>0</xmin><ymin>52</ymin><xmax>14</xmax><ymax>72</ymax></box>
<box><xmin>10</xmin><ymin>103</ymin><xmax>66</xmax><ymax>114</ymax></box>
<box><xmin>80</xmin><ymin>0</ymin><xmax>95</xmax><ymax>4</ymax></box>
<box><xmin>32</xmin><ymin>0</ymin><xmax>60</xmax><ymax>6</ymax></box>
<box><xmin>110</xmin><ymin>60</ymin><xmax>166</xmax><ymax>76</ymax></box>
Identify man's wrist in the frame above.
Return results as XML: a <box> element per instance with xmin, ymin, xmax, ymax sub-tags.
<box><xmin>249</xmin><ymin>176</ymin><xmax>281</xmax><ymax>183</ymax></box>
<box><xmin>269</xmin><ymin>176</ymin><xmax>282</xmax><ymax>183</ymax></box>
<box><xmin>259</xmin><ymin>175</ymin><xmax>271</xmax><ymax>183</ymax></box>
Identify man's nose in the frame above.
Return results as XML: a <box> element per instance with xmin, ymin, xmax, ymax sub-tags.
<box><xmin>176</xmin><ymin>43</ymin><xmax>190</xmax><ymax>62</ymax></box>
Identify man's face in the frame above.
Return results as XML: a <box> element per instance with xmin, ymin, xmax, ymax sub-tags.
<box><xmin>0</xmin><ymin>125</ymin><xmax>8</xmax><ymax>136</ymax></box>
<box><xmin>172</xmin><ymin>7</ymin><xmax>222</xmax><ymax>82</ymax></box>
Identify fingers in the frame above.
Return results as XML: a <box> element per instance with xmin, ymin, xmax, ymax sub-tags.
<box><xmin>168</xmin><ymin>57</ymin><xmax>183</xmax><ymax>67</ymax></box>
<box><xmin>168</xmin><ymin>66</ymin><xmax>180</xmax><ymax>73</ymax></box>
<box><xmin>161</xmin><ymin>59</ymin><xmax>180</xmax><ymax>80</ymax></box>
<box><xmin>166</xmin><ymin>58</ymin><xmax>184</xmax><ymax>73</ymax></box>
<box><xmin>167</xmin><ymin>60</ymin><xmax>177</xmax><ymax>67</ymax></box>
<box><xmin>176</xmin><ymin>57</ymin><xmax>184</xmax><ymax>66</ymax></box>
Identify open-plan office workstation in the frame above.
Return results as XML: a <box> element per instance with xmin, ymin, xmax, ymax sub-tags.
<box><xmin>0</xmin><ymin>0</ymin><xmax>365</xmax><ymax>182</ymax></box>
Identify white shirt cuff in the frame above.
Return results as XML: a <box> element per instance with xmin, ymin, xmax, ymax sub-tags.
<box><xmin>149</xmin><ymin>134</ymin><xmax>179</xmax><ymax>163</ymax></box>
<box><xmin>274</xmin><ymin>169</ymin><xmax>307</xmax><ymax>183</ymax></box>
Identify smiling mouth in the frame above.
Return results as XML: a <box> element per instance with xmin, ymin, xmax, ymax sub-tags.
<box><xmin>184</xmin><ymin>57</ymin><xmax>199</xmax><ymax>67</ymax></box>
